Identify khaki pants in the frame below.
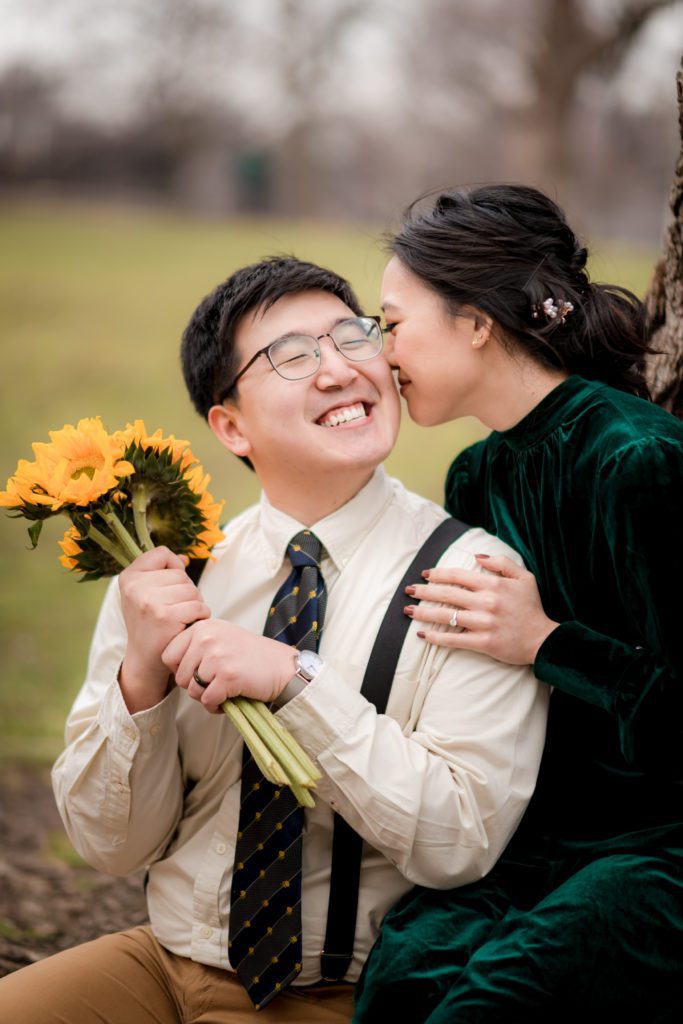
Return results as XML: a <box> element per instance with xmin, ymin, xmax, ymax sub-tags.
<box><xmin>0</xmin><ymin>925</ymin><xmax>354</xmax><ymax>1023</ymax></box>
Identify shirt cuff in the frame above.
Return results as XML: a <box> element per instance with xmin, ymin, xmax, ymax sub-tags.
<box><xmin>534</xmin><ymin>620</ymin><xmax>638</xmax><ymax>712</ymax></box>
<box><xmin>274</xmin><ymin>662</ymin><xmax>368</xmax><ymax>760</ymax></box>
<box><xmin>97</xmin><ymin>674</ymin><xmax>180</xmax><ymax>758</ymax></box>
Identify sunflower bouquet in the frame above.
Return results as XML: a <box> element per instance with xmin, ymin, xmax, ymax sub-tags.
<box><xmin>1</xmin><ymin>417</ymin><xmax>320</xmax><ymax>806</ymax></box>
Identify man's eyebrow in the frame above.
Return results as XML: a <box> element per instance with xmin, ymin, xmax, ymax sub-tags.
<box><xmin>272</xmin><ymin>317</ymin><xmax>352</xmax><ymax>342</ymax></box>
<box><xmin>381</xmin><ymin>300</ymin><xmax>398</xmax><ymax>313</ymax></box>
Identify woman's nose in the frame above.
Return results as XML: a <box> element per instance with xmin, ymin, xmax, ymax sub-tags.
<box><xmin>383</xmin><ymin>331</ymin><xmax>397</xmax><ymax>366</ymax></box>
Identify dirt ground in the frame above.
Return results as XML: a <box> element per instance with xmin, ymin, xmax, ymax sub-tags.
<box><xmin>0</xmin><ymin>763</ymin><xmax>148</xmax><ymax>977</ymax></box>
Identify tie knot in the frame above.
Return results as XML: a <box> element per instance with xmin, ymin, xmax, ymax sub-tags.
<box><xmin>287</xmin><ymin>530</ymin><xmax>323</xmax><ymax>569</ymax></box>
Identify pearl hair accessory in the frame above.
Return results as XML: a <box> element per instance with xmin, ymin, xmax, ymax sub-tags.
<box><xmin>532</xmin><ymin>297</ymin><xmax>574</xmax><ymax>324</ymax></box>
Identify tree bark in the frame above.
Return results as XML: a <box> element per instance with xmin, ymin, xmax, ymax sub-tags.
<box><xmin>645</xmin><ymin>59</ymin><xmax>683</xmax><ymax>418</ymax></box>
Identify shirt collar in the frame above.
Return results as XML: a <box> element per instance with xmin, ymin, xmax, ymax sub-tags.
<box><xmin>258</xmin><ymin>467</ymin><xmax>394</xmax><ymax>574</ymax></box>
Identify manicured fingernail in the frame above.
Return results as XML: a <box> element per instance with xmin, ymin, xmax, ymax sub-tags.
<box><xmin>404</xmin><ymin>605</ymin><xmax>415</xmax><ymax>617</ymax></box>
<box><xmin>416</xmin><ymin>630</ymin><xmax>426</xmax><ymax>639</ymax></box>
<box><xmin>405</xmin><ymin>585</ymin><xmax>416</xmax><ymax>596</ymax></box>
<box><xmin>421</xmin><ymin>570</ymin><xmax>431</xmax><ymax>579</ymax></box>
<box><xmin>475</xmin><ymin>553</ymin><xmax>490</xmax><ymax>559</ymax></box>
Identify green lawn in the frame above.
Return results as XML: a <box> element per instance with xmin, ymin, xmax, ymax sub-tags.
<box><xmin>0</xmin><ymin>200</ymin><xmax>658</xmax><ymax>762</ymax></box>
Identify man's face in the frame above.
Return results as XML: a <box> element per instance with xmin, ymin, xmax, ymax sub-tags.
<box><xmin>214</xmin><ymin>290</ymin><xmax>400</xmax><ymax>497</ymax></box>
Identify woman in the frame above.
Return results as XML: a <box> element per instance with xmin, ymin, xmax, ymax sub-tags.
<box><xmin>353</xmin><ymin>185</ymin><xmax>683</xmax><ymax>1023</ymax></box>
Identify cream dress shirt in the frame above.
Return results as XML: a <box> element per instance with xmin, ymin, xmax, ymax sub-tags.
<box><xmin>52</xmin><ymin>468</ymin><xmax>548</xmax><ymax>985</ymax></box>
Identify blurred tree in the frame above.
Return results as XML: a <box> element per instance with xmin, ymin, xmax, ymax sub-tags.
<box><xmin>392</xmin><ymin>0</ymin><xmax>681</xmax><ymax>210</ymax></box>
<box><xmin>0</xmin><ymin>65</ymin><xmax>62</xmax><ymax>181</ymax></box>
<box><xmin>0</xmin><ymin>0</ymin><xmax>680</xmax><ymax>228</ymax></box>
<box><xmin>72</xmin><ymin>0</ymin><xmax>245</xmax><ymax>210</ymax></box>
<box><xmin>518</xmin><ymin>0</ymin><xmax>680</xmax><ymax>189</ymax></box>
<box><xmin>253</xmin><ymin>0</ymin><xmax>370</xmax><ymax>215</ymax></box>
<box><xmin>645</xmin><ymin>58</ymin><xmax>683</xmax><ymax>418</ymax></box>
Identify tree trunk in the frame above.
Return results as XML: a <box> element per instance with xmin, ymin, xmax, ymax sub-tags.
<box><xmin>644</xmin><ymin>59</ymin><xmax>683</xmax><ymax>418</ymax></box>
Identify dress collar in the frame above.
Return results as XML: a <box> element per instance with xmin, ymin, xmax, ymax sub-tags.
<box><xmin>492</xmin><ymin>375</ymin><xmax>601</xmax><ymax>451</ymax></box>
<box><xmin>257</xmin><ymin>467</ymin><xmax>394</xmax><ymax>574</ymax></box>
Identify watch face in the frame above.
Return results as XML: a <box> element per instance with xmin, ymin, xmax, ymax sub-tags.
<box><xmin>298</xmin><ymin>649</ymin><xmax>323</xmax><ymax>678</ymax></box>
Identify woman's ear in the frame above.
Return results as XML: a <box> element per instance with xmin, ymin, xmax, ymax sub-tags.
<box><xmin>208</xmin><ymin>403</ymin><xmax>253</xmax><ymax>459</ymax></box>
<box><xmin>471</xmin><ymin>314</ymin><xmax>493</xmax><ymax>349</ymax></box>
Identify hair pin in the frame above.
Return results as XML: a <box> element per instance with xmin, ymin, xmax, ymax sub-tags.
<box><xmin>531</xmin><ymin>297</ymin><xmax>574</xmax><ymax>324</ymax></box>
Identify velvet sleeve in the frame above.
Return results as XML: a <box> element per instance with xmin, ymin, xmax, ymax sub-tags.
<box><xmin>444</xmin><ymin>442</ymin><xmax>486</xmax><ymax>523</ymax></box>
<box><xmin>535</xmin><ymin>437</ymin><xmax>683</xmax><ymax>771</ymax></box>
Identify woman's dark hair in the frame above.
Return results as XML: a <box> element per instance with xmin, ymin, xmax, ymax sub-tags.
<box><xmin>390</xmin><ymin>184</ymin><xmax>651</xmax><ymax>398</ymax></box>
<box><xmin>181</xmin><ymin>255</ymin><xmax>363</xmax><ymax>419</ymax></box>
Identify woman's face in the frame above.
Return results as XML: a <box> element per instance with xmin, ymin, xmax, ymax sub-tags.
<box><xmin>380</xmin><ymin>255</ymin><xmax>488</xmax><ymax>426</ymax></box>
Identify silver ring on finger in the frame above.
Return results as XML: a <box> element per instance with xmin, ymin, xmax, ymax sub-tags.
<box><xmin>448</xmin><ymin>609</ymin><xmax>459</xmax><ymax>629</ymax></box>
<box><xmin>193</xmin><ymin>668</ymin><xmax>209</xmax><ymax>689</ymax></box>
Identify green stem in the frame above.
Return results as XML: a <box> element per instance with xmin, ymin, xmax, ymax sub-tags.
<box><xmin>86</xmin><ymin>523</ymin><xmax>131</xmax><ymax>569</ymax></box>
<box><xmin>235</xmin><ymin>698</ymin><xmax>316</xmax><ymax>790</ymax></box>
<box><xmin>287</xmin><ymin>777</ymin><xmax>316</xmax><ymax>808</ymax></box>
<box><xmin>131</xmin><ymin>484</ymin><xmax>155</xmax><ymax>552</ymax></box>
<box><xmin>252</xmin><ymin>700</ymin><xmax>321</xmax><ymax>783</ymax></box>
<box><xmin>221</xmin><ymin>699</ymin><xmax>288</xmax><ymax>787</ymax></box>
<box><xmin>98</xmin><ymin>508</ymin><xmax>144</xmax><ymax>562</ymax></box>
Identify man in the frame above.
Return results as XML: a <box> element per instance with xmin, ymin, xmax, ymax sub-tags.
<box><xmin>0</xmin><ymin>257</ymin><xmax>547</xmax><ymax>1022</ymax></box>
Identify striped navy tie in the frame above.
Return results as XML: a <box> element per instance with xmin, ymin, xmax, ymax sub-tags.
<box><xmin>228</xmin><ymin>529</ymin><xmax>326</xmax><ymax>1010</ymax></box>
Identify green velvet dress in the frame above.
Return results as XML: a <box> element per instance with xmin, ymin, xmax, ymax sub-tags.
<box><xmin>354</xmin><ymin>376</ymin><xmax>683</xmax><ymax>1023</ymax></box>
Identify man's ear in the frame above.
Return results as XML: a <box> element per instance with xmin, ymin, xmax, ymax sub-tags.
<box><xmin>208</xmin><ymin>403</ymin><xmax>253</xmax><ymax>459</ymax></box>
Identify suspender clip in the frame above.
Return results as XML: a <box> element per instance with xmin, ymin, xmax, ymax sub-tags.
<box><xmin>320</xmin><ymin>950</ymin><xmax>352</xmax><ymax>982</ymax></box>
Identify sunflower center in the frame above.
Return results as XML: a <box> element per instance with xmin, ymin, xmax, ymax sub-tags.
<box><xmin>68</xmin><ymin>452</ymin><xmax>105</xmax><ymax>481</ymax></box>
<box><xmin>71</xmin><ymin>464</ymin><xmax>98</xmax><ymax>480</ymax></box>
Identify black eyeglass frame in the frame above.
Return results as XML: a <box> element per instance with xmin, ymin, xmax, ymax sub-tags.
<box><xmin>215</xmin><ymin>315</ymin><xmax>384</xmax><ymax>405</ymax></box>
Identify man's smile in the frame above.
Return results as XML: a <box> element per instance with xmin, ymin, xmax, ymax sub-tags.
<box><xmin>316</xmin><ymin>400</ymin><xmax>372</xmax><ymax>428</ymax></box>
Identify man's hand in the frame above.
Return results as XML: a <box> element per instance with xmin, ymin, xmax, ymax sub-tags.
<box><xmin>161</xmin><ymin>619</ymin><xmax>297</xmax><ymax>713</ymax></box>
<box><xmin>118</xmin><ymin>547</ymin><xmax>211</xmax><ymax>713</ymax></box>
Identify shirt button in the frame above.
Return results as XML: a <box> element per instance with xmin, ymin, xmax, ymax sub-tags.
<box><xmin>216</xmin><ymin>843</ymin><xmax>227</xmax><ymax>855</ymax></box>
<box><xmin>123</xmin><ymin>726</ymin><xmax>136</xmax><ymax>740</ymax></box>
<box><xmin>149</xmin><ymin>725</ymin><xmax>161</xmax><ymax>736</ymax></box>
<box><xmin>200</xmin><ymin>926</ymin><xmax>213</xmax><ymax>939</ymax></box>
<box><xmin>116</xmin><ymin>783</ymin><xmax>126</xmax><ymax>793</ymax></box>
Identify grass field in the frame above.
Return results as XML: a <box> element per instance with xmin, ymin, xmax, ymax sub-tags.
<box><xmin>0</xmin><ymin>199</ymin><xmax>659</xmax><ymax>762</ymax></box>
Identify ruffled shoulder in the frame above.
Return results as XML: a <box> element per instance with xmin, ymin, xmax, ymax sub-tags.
<box><xmin>444</xmin><ymin>440</ymin><xmax>487</xmax><ymax>522</ymax></box>
<box><xmin>598</xmin><ymin>435</ymin><xmax>683</xmax><ymax>509</ymax></box>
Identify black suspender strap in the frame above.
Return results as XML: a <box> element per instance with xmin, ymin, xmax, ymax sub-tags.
<box><xmin>319</xmin><ymin>515</ymin><xmax>470</xmax><ymax>981</ymax></box>
<box><xmin>188</xmin><ymin>517</ymin><xmax>471</xmax><ymax>983</ymax></box>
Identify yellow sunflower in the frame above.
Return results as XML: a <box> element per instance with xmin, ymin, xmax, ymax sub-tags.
<box><xmin>58</xmin><ymin>525</ymin><xmax>85</xmax><ymax>570</ymax></box>
<box><xmin>115</xmin><ymin>420</ymin><xmax>196</xmax><ymax>472</ymax></box>
<box><xmin>188</xmin><ymin>488</ymin><xmax>225</xmax><ymax>558</ymax></box>
<box><xmin>2</xmin><ymin>417</ymin><xmax>134</xmax><ymax>512</ymax></box>
<box><xmin>0</xmin><ymin>458</ymin><xmax>55</xmax><ymax>511</ymax></box>
<box><xmin>4</xmin><ymin>416</ymin><xmax>224</xmax><ymax>572</ymax></box>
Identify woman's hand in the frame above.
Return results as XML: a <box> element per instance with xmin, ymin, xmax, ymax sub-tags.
<box><xmin>405</xmin><ymin>554</ymin><xmax>559</xmax><ymax>665</ymax></box>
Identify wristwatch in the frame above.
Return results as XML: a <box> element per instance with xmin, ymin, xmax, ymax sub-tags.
<box><xmin>274</xmin><ymin>649</ymin><xmax>323</xmax><ymax>707</ymax></box>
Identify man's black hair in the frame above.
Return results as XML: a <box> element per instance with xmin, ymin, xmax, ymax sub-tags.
<box><xmin>181</xmin><ymin>256</ymin><xmax>363</xmax><ymax>419</ymax></box>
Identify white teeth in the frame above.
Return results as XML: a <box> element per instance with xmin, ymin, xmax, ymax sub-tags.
<box><xmin>319</xmin><ymin>402</ymin><xmax>366</xmax><ymax>428</ymax></box>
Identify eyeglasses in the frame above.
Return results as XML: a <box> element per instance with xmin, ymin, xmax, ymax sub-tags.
<box><xmin>216</xmin><ymin>316</ymin><xmax>384</xmax><ymax>402</ymax></box>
